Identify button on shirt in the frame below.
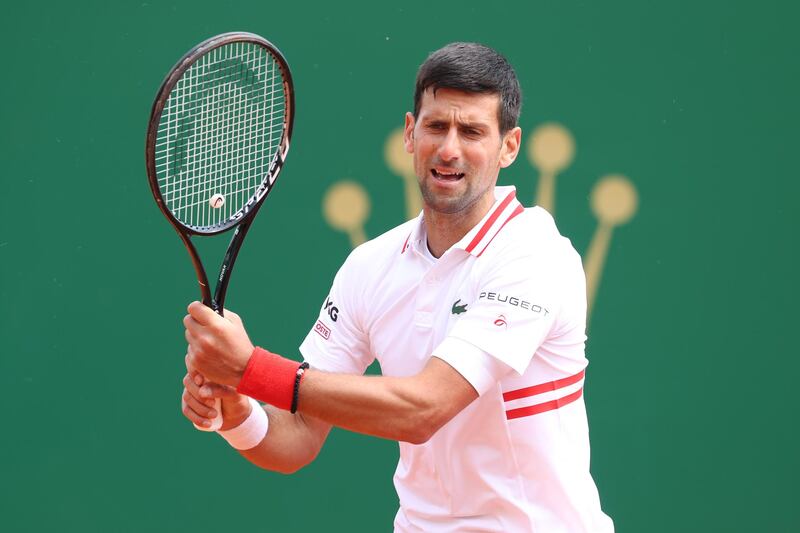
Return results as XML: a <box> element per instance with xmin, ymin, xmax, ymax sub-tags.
<box><xmin>300</xmin><ymin>187</ymin><xmax>614</xmax><ymax>532</ymax></box>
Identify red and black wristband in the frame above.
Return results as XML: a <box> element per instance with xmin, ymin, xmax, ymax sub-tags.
<box><xmin>236</xmin><ymin>347</ymin><xmax>308</xmax><ymax>412</ymax></box>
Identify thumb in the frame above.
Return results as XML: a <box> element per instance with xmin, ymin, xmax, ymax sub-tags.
<box><xmin>199</xmin><ymin>381</ymin><xmax>241</xmax><ymax>399</ymax></box>
<box><xmin>187</xmin><ymin>301</ymin><xmax>220</xmax><ymax>326</ymax></box>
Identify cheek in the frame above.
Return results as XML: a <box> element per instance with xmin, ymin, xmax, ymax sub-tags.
<box><xmin>417</xmin><ymin>137</ymin><xmax>435</xmax><ymax>153</ymax></box>
<box><xmin>464</xmin><ymin>147</ymin><xmax>490</xmax><ymax>169</ymax></box>
<box><xmin>414</xmin><ymin>140</ymin><xmax>436</xmax><ymax>163</ymax></box>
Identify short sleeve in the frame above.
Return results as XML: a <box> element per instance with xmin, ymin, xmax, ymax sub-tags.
<box><xmin>299</xmin><ymin>251</ymin><xmax>373</xmax><ymax>375</ymax></box>
<box><xmin>445</xmin><ymin>254</ymin><xmax>558</xmax><ymax>375</ymax></box>
<box><xmin>433</xmin><ymin>337</ymin><xmax>513</xmax><ymax>396</ymax></box>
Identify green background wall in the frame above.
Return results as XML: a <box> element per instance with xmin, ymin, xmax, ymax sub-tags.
<box><xmin>1</xmin><ymin>1</ymin><xmax>797</xmax><ymax>531</ymax></box>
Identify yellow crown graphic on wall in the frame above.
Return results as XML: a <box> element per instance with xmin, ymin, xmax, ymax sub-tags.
<box><xmin>321</xmin><ymin>123</ymin><xmax>638</xmax><ymax>319</ymax></box>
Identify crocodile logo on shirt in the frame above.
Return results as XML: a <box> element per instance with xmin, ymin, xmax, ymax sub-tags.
<box><xmin>451</xmin><ymin>299</ymin><xmax>468</xmax><ymax>315</ymax></box>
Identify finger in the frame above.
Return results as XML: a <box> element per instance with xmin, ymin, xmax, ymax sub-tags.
<box><xmin>183</xmin><ymin>388</ymin><xmax>218</xmax><ymax>419</ymax></box>
<box><xmin>222</xmin><ymin>308</ymin><xmax>242</xmax><ymax>326</ymax></box>
<box><xmin>188</xmin><ymin>301</ymin><xmax>220</xmax><ymax>326</ymax></box>
<box><xmin>182</xmin><ymin>374</ymin><xmax>215</xmax><ymax>406</ymax></box>
<box><xmin>184</xmin><ymin>351</ymin><xmax>200</xmax><ymax>375</ymax></box>
<box><xmin>198</xmin><ymin>381</ymin><xmax>241</xmax><ymax>400</ymax></box>
<box><xmin>185</xmin><ymin>353</ymin><xmax>196</xmax><ymax>373</ymax></box>
<box><xmin>183</xmin><ymin>314</ymin><xmax>203</xmax><ymax>337</ymax></box>
<box><xmin>182</xmin><ymin>396</ymin><xmax>214</xmax><ymax>427</ymax></box>
<box><xmin>183</xmin><ymin>372</ymin><xmax>237</xmax><ymax>403</ymax></box>
<box><xmin>184</xmin><ymin>326</ymin><xmax>197</xmax><ymax>346</ymax></box>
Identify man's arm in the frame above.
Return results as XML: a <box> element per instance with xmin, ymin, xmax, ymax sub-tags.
<box><xmin>295</xmin><ymin>357</ymin><xmax>477</xmax><ymax>444</ymax></box>
<box><xmin>184</xmin><ymin>302</ymin><xmax>479</xmax><ymax>446</ymax></box>
<box><xmin>182</xmin><ymin>371</ymin><xmax>332</xmax><ymax>474</ymax></box>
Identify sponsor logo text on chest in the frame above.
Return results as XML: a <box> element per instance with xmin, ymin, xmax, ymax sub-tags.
<box><xmin>479</xmin><ymin>292</ymin><xmax>550</xmax><ymax>316</ymax></box>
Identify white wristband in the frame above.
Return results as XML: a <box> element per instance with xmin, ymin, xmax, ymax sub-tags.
<box><xmin>217</xmin><ymin>397</ymin><xmax>269</xmax><ymax>450</ymax></box>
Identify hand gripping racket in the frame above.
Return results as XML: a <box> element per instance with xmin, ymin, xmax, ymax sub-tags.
<box><xmin>145</xmin><ymin>32</ymin><xmax>294</xmax><ymax>431</ymax></box>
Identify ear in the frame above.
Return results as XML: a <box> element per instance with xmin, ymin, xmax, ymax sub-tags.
<box><xmin>404</xmin><ymin>112</ymin><xmax>416</xmax><ymax>154</ymax></box>
<box><xmin>499</xmin><ymin>127</ymin><xmax>522</xmax><ymax>168</ymax></box>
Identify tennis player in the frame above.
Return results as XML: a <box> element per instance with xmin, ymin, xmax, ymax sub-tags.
<box><xmin>182</xmin><ymin>42</ymin><xmax>614</xmax><ymax>532</ymax></box>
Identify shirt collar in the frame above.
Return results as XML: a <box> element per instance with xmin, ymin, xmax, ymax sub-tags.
<box><xmin>401</xmin><ymin>186</ymin><xmax>524</xmax><ymax>258</ymax></box>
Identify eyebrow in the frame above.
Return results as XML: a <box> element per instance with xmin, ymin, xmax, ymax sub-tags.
<box><xmin>423</xmin><ymin>117</ymin><xmax>491</xmax><ymax>130</ymax></box>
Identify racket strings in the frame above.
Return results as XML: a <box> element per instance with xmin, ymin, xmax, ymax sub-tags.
<box><xmin>154</xmin><ymin>41</ymin><xmax>286</xmax><ymax>230</ymax></box>
<box><xmin>156</xmin><ymin>108</ymin><xmax>284</xmax><ymax>205</ymax></box>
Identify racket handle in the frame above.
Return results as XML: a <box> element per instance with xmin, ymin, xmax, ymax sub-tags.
<box><xmin>193</xmin><ymin>397</ymin><xmax>223</xmax><ymax>432</ymax></box>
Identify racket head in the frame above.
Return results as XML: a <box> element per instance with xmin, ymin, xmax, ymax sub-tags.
<box><xmin>145</xmin><ymin>32</ymin><xmax>294</xmax><ymax>236</ymax></box>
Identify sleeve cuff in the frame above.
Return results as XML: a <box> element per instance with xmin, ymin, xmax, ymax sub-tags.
<box><xmin>433</xmin><ymin>337</ymin><xmax>511</xmax><ymax>396</ymax></box>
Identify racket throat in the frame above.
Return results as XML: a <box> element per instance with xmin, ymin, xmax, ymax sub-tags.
<box><xmin>212</xmin><ymin>220</ymin><xmax>253</xmax><ymax>315</ymax></box>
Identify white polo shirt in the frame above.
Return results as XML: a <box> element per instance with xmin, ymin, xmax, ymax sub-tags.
<box><xmin>300</xmin><ymin>186</ymin><xmax>614</xmax><ymax>533</ymax></box>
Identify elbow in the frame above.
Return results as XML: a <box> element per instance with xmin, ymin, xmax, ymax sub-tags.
<box><xmin>272</xmin><ymin>462</ymin><xmax>305</xmax><ymax>475</ymax></box>
<box><xmin>249</xmin><ymin>446</ymin><xmax>320</xmax><ymax>475</ymax></box>
<box><xmin>401</xmin><ymin>409</ymin><xmax>446</xmax><ymax>445</ymax></box>
<box><xmin>253</xmin><ymin>454</ymin><xmax>314</xmax><ymax>475</ymax></box>
<box><xmin>404</xmin><ymin>430</ymin><xmax>433</xmax><ymax>446</ymax></box>
<box><xmin>278</xmin><ymin>445</ymin><xmax>323</xmax><ymax>474</ymax></box>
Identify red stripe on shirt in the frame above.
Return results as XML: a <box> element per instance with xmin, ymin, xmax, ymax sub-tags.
<box><xmin>400</xmin><ymin>232</ymin><xmax>411</xmax><ymax>254</ymax></box>
<box><xmin>475</xmin><ymin>204</ymin><xmax>525</xmax><ymax>257</ymax></box>
<box><xmin>502</xmin><ymin>369</ymin><xmax>585</xmax><ymax>402</ymax></box>
<box><xmin>464</xmin><ymin>190</ymin><xmax>517</xmax><ymax>253</ymax></box>
<box><xmin>505</xmin><ymin>387</ymin><xmax>583</xmax><ymax>420</ymax></box>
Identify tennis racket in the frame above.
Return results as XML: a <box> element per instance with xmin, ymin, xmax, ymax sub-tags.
<box><xmin>145</xmin><ymin>32</ymin><xmax>294</xmax><ymax>431</ymax></box>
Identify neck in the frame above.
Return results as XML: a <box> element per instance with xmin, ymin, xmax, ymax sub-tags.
<box><xmin>423</xmin><ymin>194</ymin><xmax>495</xmax><ymax>258</ymax></box>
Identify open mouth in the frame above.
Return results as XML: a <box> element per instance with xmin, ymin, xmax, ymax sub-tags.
<box><xmin>431</xmin><ymin>168</ymin><xmax>465</xmax><ymax>181</ymax></box>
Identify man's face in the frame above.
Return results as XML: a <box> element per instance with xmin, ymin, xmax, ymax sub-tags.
<box><xmin>404</xmin><ymin>88</ymin><xmax>521</xmax><ymax>218</ymax></box>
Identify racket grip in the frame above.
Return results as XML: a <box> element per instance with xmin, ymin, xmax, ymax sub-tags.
<box><xmin>193</xmin><ymin>397</ymin><xmax>223</xmax><ymax>432</ymax></box>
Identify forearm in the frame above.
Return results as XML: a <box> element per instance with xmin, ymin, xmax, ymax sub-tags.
<box><xmin>293</xmin><ymin>358</ymin><xmax>475</xmax><ymax>444</ymax></box>
<box><xmin>240</xmin><ymin>404</ymin><xmax>331</xmax><ymax>474</ymax></box>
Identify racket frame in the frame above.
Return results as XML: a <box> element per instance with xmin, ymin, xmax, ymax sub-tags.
<box><xmin>145</xmin><ymin>31</ymin><xmax>294</xmax><ymax>313</ymax></box>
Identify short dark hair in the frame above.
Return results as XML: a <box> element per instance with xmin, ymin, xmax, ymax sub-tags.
<box><xmin>413</xmin><ymin>42</ymin><xmax>522</xmax><ymax>134</ymax></box>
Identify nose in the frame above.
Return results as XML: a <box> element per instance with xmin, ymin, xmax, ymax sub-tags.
<box><xmin>437</xmin><ymin>126</ymin><xmax>460</xmax><ymax>162</ymax></box>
